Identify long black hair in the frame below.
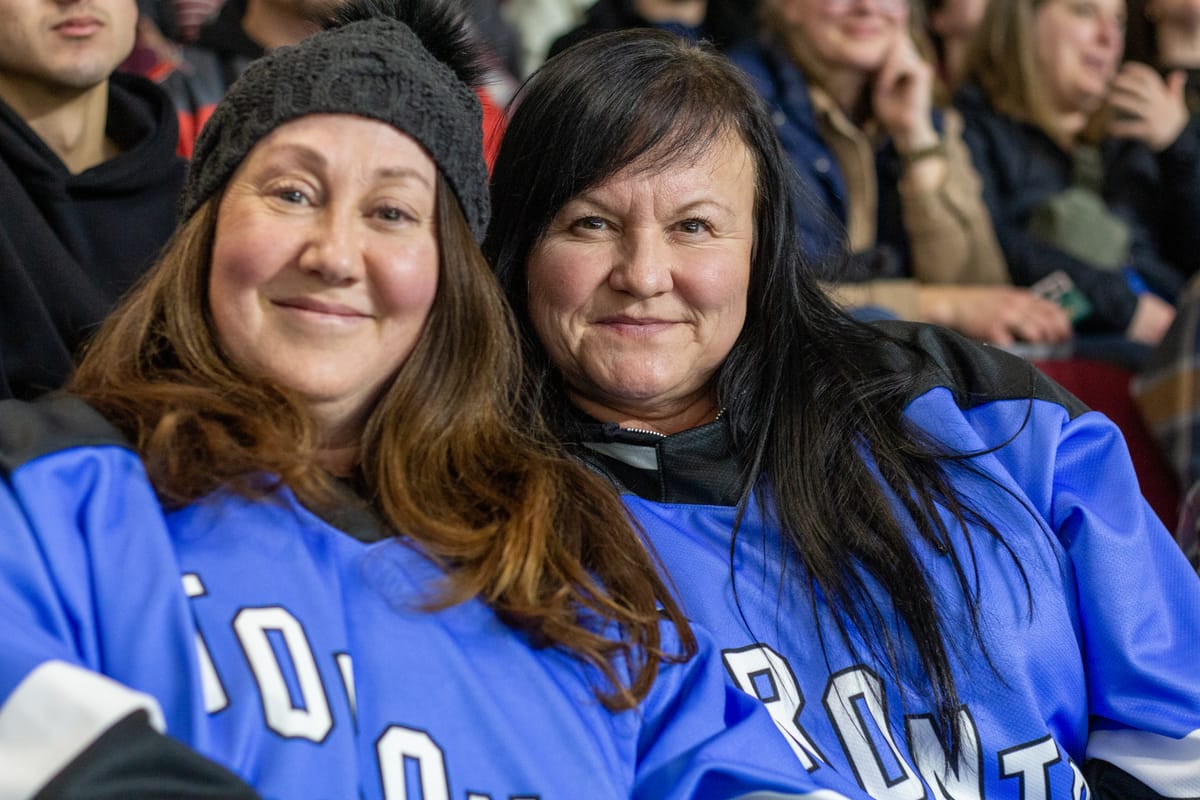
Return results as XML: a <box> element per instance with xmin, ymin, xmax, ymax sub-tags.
<box><xmin>485</xmin><ymin>29</ymin><xmax>1027</xmax><ymax>752</ymax></box>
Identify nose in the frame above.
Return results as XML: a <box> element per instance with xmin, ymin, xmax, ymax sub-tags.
<box><xmin>297</xmin><ymin>207</ymin><xmax>363</xmax><ymax>285</ymax></box>
<box><xmin>608</xmin><ymin>229</ymin><xmax>673</xmax><ymax>298</ymax></box>
<box><xmin>1097</xmin><ymin>11</ymin><xmax>1124</xmax><ymax>47</ymax></box>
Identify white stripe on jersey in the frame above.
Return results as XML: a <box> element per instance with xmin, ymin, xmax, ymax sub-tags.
<box><xmin>0</xmin><ymin>660</ymin><xmax>165</xmax><ymax>798</ymax></box>
<box><xmin>1087</xmin><ymin>727</ymin><xmax>1200</xmax><ymax>797</ymax></box>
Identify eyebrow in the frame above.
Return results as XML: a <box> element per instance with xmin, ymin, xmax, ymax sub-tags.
<box><xmin>374</xmin><ymin>166</ymin><xmax>434</xmax><ymax>189</ymax></box>
<box><xmin>262</xmin><ymin>143</ymin><xmax>434</xmax><ymax>189</ymax></box>
<box><xmin>673</xmin><ymin>198</ymin><xmax>735</xmax><ymax>217</ymax></box>
<box><xmin>567</xmin><ymin>193</ymin><xmax>735</xmax><ymax>217</ymax></box>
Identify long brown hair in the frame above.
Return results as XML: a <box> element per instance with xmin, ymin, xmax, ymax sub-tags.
<box><xmin>965</xmin><ymin>0</ymin><xmax>1112</xmax><ymax>145</ymax></box>
<box><xmin>72</xmin><ymin>172</ymin><xmax>696</xmax><ymax>710</ymax></box>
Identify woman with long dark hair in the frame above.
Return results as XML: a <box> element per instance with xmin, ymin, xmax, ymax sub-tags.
<box><xmin>487</xmin><ymin>29</ymin><xmax>1200</xmax><ymax>797</ymax></box>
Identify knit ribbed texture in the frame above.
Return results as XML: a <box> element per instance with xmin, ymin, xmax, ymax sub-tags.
<box><xmin>179</xmin><ymin>17</ymin><xmax>489</xmax><ymax>240</ymax></box>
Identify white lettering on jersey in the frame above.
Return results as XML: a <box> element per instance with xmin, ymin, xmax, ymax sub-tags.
<box><xmin>998</xmin><ymin>735</ymin><xmax>1061</xmax><ymax>800</ymax></box>
<box><xmin>906</xmin><ymin>710</ymin><xmax>983</xmax><ymax>800</ymax></box>
<box><xmin>824</xmin><ymin>667</ymin><xmax>924</xmax><ymax>799</ymax></box>
<box><xmin>722</xmin><ymin>644</ymin><xmax>826</xmax><ymax>770</ymax></box>
<box><xmin>233</xmin><ymin>606</ymin><xmax>333</xmax><ymax>741</ymax></box>
<box><xmin>181</xmin><ymin>573</ymin><xmax>229</xmax><ymax>714</ymax></box>
<box><xmin>377</xmin><ymin>725</ymin><xmax>450</xmax><ymax>800</ymax></box>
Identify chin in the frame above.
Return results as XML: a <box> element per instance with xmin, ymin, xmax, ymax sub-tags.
<box><xmin>1074</xmin><ymin>90</ymin><xmax>1108</xmax><ymax>115</ymax></box>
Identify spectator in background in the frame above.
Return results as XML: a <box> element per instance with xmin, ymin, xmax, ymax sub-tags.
<box><xmin>128</xmin><ymin>0</ymin><xmax>224</xmax><ymax>42</ymax></box>
<box><xmin>729</xmin><ymin>0</ymin><xmax>1070</xmax><ymax>345</ymax></box>
<box><xmin>927</xmin><ymin>0</ymin><xmax>988</xmax><ymax>89</ymax></box>
<box><xmin>0</xmin><ymin>0</ymin><xmax>186</xmax><ymax>399</ymax></box>
<box><xmin>958</xmin><ymin>0</ymin><xmax>1200</xmax><ymax>353</ymax></box>
<box><xmin>502</xmin><ymin>0</ymin><xmax>593</xmax><ymax>77</ymax></box>
<box><xmin>1127</xmin><ymin>0</ymin><xmax>1200</xmax><ymax>113</ymax></box>
<box><xmin>150</xmin><ymin>0</ymin><xmax>330</xmax><ymax>156</ymax></box>
<box><xmin>143</xmin><ymin>0</ymin><xmax>508</xmax><ymax>162</ymax></box>
<box><xmin>548</xmin><ymin>0</ymin><xmax>759</xmax><ymax>58</ymax></box>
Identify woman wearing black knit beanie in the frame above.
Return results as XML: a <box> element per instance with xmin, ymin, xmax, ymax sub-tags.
<box><xmin>0</xmin><ymin>1</ymin><xmax>877</xmax><ymax>797</ymax></box>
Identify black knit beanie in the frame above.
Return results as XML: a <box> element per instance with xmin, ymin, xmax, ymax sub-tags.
<box><xmin>178</xmin><ymin>0</ymin><xmax>490</xmax><ymax>241</ymax></box>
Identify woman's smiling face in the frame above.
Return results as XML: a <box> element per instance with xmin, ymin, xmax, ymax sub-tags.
<box><xmin>525</xmin><ymin>132</ymin><xmax>756</xmax><ymax>433</ymax></box>
<box><xmin>209</xmin><ymin>113</ymin><xmax>440</xmax><ymax>444</ymax></box>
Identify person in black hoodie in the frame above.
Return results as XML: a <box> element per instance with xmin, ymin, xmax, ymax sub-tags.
<box><xmin>0</xmin><ymin>0</ymin><xmax>186</xmax><ymax>400</ymax></box>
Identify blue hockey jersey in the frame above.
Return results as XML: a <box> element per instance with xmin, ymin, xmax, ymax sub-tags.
<box><xmin>570</xmin><ymin>323</ymin><xmax>1200</xmax><ymax>799</ymax></box>
<box><xmin>0</xmin><ymin>393</ymin><xmax>872</xmax><ymax>800</ymax></box>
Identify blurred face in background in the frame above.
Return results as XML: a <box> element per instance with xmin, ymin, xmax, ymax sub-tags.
<box><xmin>1147</xmin><ymin>0</ymin><xmax>1200</xmax><ymax>28</ymax></box>
<box><xmin>930</xmin><ymin>0</ymin><xmax>988</xmax><ymax>39</ymax></box>
<box><xmin>1033</xmin><ymin>0</ymin><xmax>1125</xmax><ymax>115</ymax></box>
<box><xmin>777</xmin><ymin>0</ymin><xmax>911</xmax><ymax>74</ymax></box>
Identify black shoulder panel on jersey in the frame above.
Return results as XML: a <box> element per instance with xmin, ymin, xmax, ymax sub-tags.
<box><xmin>0</xmin><ymin>393</ymin><xmax>131</xmax><ymax>476</ymax></box>
<box><xmin>34</xmin><ymin>710</ymin><xmax>260</xmax><ymax>800</ymax></box>
<box><xmin>872</xmin><ymin>320</ymin><xmax>1090</xmax><ymax>420</ymax></box>
<box><xmin>1083</xmin><ymin>757</ymin><xmax>1184</xmax><ymax>800</ymax></box>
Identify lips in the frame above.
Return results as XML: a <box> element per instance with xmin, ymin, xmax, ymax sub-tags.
<box><xmin>53</xmin><ymin>16</ymin><xmax>103</xmax><ymax>36</ymax></box>
<box><xmin>273</xmin><ymin>297</ymin><xmax>370</xmax><ymax>320</ymax></box>
<box><xmin>1082</xmin><ymin>54</ymin><xmax>1115</xmax><ymax>75</ymax></box>
<box><xmin>595</xmin><ymin>315</ymin><xmax>676</xmax><ymax>335</ymax></box>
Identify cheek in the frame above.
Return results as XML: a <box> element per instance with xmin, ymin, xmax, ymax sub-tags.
<box><xmin>526</xmin><ymin>259</ymin><xmax>589</xmax><ymax>368</ymax></box>
<box><xmin>1033</xmin><ymin>20</ymin><xmax>1062</xmax><ymax>73</ymax></box>
<box><xmin>689</xmin><ymin>258</ymin><xmax>751</xmax><ymax>342</ymax></box>
<box><xmin>527</xmin><ymin>247</ymin><xmax>592</xmax><ymax>325</ymax></box>
<box><xmin>373</xmin><ymin>243</ymin><xmax>440</xmax><ymax>321</ymax></box>
<box><xmin>114</xmin><ymin>20</ymin><xmax>137</xmax><ymax>61</ymax></box>
<box><xmin>209</xmin><ymin>227</ymin><xmax>277</xmax><ymax>302</ymax></box>
<box><xmin>207</xmin><ymin>223</ymin><xmax>282</xmax><ymax>352</ymax></box>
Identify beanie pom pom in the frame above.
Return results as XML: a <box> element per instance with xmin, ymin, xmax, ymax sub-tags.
<box><xmin>320</xmin><ymin>0</ymin><xmax>487</xmax><ymax>90</ymax></box>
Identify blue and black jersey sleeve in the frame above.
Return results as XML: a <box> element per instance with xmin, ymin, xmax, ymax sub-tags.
<box><xmin>0</xmin><ymin>395</ymin><xmax>258</xmax><ymax>799</ymax></box>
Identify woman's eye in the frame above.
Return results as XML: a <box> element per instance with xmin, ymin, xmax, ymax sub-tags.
<box><xmin>277</xmin><ymin>188</ymin><xmax>308</xmax><ymax>205</ymax></box>
<box><xmin>677</xmin><ymin>219</ymin><xmax>711</xmax><ymax>235</ymax></box>
<box><xmin>572</xmin><ymin>216</ymin><xmax>608</xmax><ymax>232</ymax></box>
<box><xmin>376</xmin><ymin>206</ymin><xmax>409</xmax><ymax>223</ymax></box>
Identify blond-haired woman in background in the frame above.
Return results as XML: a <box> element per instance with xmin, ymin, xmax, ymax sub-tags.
<box><xmin>958</xmin><ymin>0</ymin><xmax>1200</xmax><ymax>351</ymax></box>
<box><xmin>730</xmin><ymin>0</ymin><xmax>1072</xmax><ymax>346</ymax></box>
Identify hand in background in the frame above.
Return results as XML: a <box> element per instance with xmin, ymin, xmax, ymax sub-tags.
<box><xmin>1126</xmin><ymin>293</ymin><xmax>1176</xmax><ymax>345</ymax></box>
<box><xmin>873</xmin><ymin>34</ymin><xmax>938</xmax><ymax>153</ymax></box>
<box><xmin>917</xmin><ymin>285</ymin><xmax>1074</xmax><ymax>345</ymax></box>
<box><xmin>1108</xmin><ymin>63</ymin><xmax>1190</xmax><ymax>152</ymax></box>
